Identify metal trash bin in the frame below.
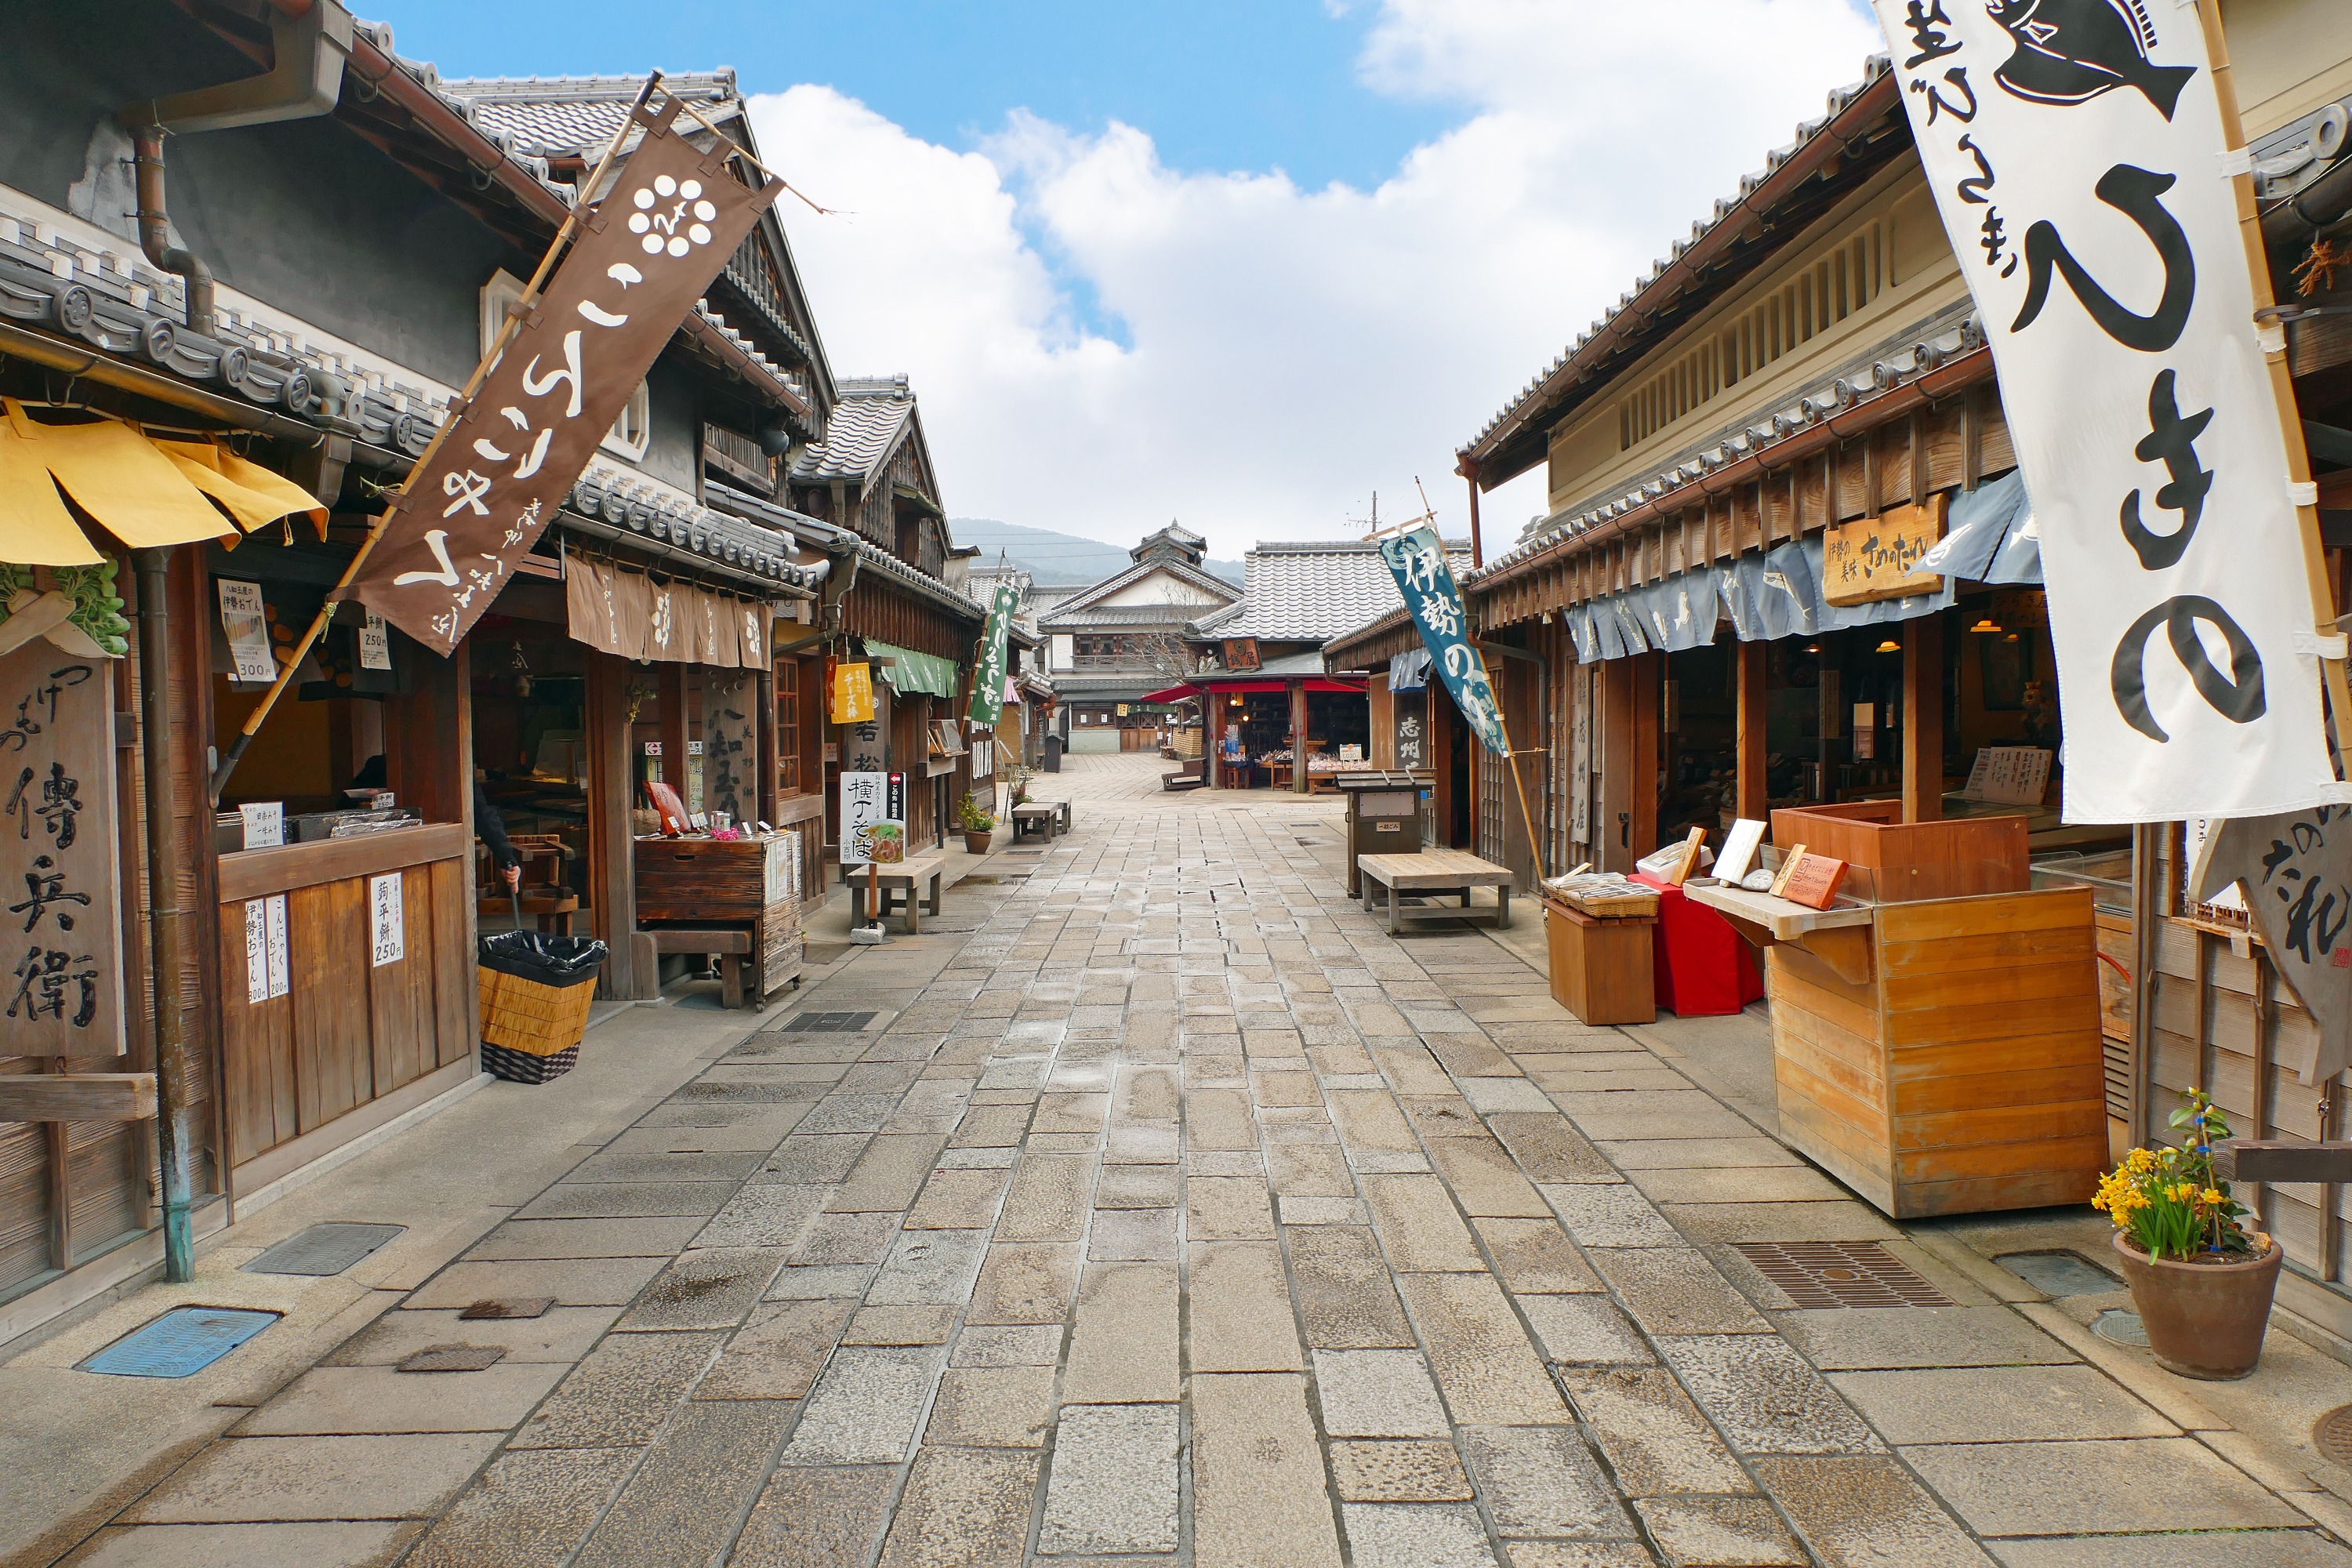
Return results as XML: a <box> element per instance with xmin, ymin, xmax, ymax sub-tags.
<box><xmin>1334</xmin><ymin>770</ymin><xmax>1431</xmax><ymax>898</ymax></box>
<box><xmin>1044</xmin><ymin>735</ymin><xmax>1063</xmax><ymax>773</ymax></box>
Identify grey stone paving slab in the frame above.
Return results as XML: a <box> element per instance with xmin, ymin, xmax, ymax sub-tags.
<box><xmin>844</xmin><ymin>1304</ymin><xmax>959</xmax><ymax>1345</ymax></box>
<box><xmin>1831</xmin><ymin>1366</ymin><xmax>2175</xmax><ymax>1443</ymax></box>
<box><xmin>967</xmin><ymin>1240</ymin><xmax>1083</xmax><ymax>1324</ymax></box>
<box><xmin>1330</xmin><ymin>1439</ymin><xmax>1476</xmax><ymax>1502</ymax></box>
<box><xmin>325</xmin><ymin>1305</ymin><xmax>619</xmax><ymax>1366</ymax></box>
<box><xmin>1362</xmin><ymin>1174</ymin><xmax>1487</xmax><ymax>1271</ymax></box>
<box><xmin>122</xmin><ymin>1434</ymin><xmax>504</xmax><ymax>1523</ymax></box>
<box><xmin>58</xmin><ymin>1523</ymin><xmax>420</xmax><ymax>1568</ymax></box>
<box><xmin>1988</xmin><ymin>1532</ymin><xmax>2352</xmax><ymax>1567</ymax></box>
<box><xmin>1192</xmin><ymin>1373</ymin><xmax>1344</xmax><ymax>1568</ymax></box>
<box><xmin>873</xmin><ymin>1446</ymin><xmax>1041</xmax><ymax>1568</ymax></box>
<box><xmin>1587</xmin><ymin>1247</ymin><xmax>1773</xmax><ymax>1335</ymax></box>
<box><xmin>1544</xmin><ymin>1183</ymin><xmax>1682</xmax><ymax>1248</ymax></box>
<box><xmin>790</xmin><ymin>1210</ymin><xmax>901</xmax><ymax>1267</ymax></box>
<box><xmin>757</xmin><ymin>1135</ymin><xmax>873</xmax><ymax>1184</ymax></box>
<box><xmin>1656</xmin><ymin>1334</ymin><xmax>1882</xmax><ymax>1455</ymax></box>
<box><xmin>1632</xmin><ymin>1496</ymin><xmax>1806</xmax><ymax>1566</ymax></box>
<box><xmin>696</xmin><ymin>1298</ymin><xmax>855</xmax><ymax>1401</ymax></box>
<box><xmin>924</xmin><ymin>1366</ymin><xmax>1056</xmax><ymax>1446</ymax></box>
<box><xmin>1561</xmin><ymin>1367</ymin><xmax>1751</xmax><ymax>1496</ymax></box>
<box><xmin>1519</xmin><ymin>1293</ymin><xmax>1657</xmax><ymax>1366</ymax></box>
<box><xmin>693</xmin><ymin>1185</ymin><xmax>829</xmax><ymax>1250</ymax></box>
<box><xmin>1749</xmin><ymin>1454</ymin><xmax>1996</xmax><ymax>1567</ymax></box>
<box><xmin>1459</xmin><ymin>1425</ymin><xmax>1633</xmax><ymax>1537</ymax></box>
<box><xmin>866</xmin><ymin>1229</ymin><xmax>989</xmax><ymax>1306</ymax></box>
<box><xmin>1900</xmin><ymin>1438</ymin><xmax>2306</xmax><ymax>1536</ymax></box>
<box><xmin>1776</xmin><ymin>1305</ymin><xmax>2077</xmax><ymax>1370</ymax></box>
<box><xmin>729</xmin><ymin>1462</ymin><xmax>902</xmax><ymax>1567</ymax></box>
<box><xmin>1492</xmin><ymin>1542</ymin><xmax>1657</xmax><ymax>1567</ymax></box>
<box><xmin>407</xmin><ymin>1256</ymin><xmax>666</xmax><ymax>1309</ymax></box>
<box><xmin>1341</xmin><ymin>1502</ymin><xmax>1503</xmax><ymax>1568</ymax></box>
<box><xmin>467</xmin><ymin>1216</ymin><xmax>708</xmax><ymax>1259</ymax></box>
<box><xmin>568</xmin><ymin>1148</ymin><xmax>768</xmax><ymax>1184</ymax></box>
<box><xmin>1191</xmin><ymin>1241</ymin><xmax>1304</xmax><ymax>1370</ymax></box>
<box><xmin>617</xmin><ymin>1247</ymin><xmax>786</xmax><ymax>1331</ymax></box>
<box><xmin>515</xmin><ymin>1181</ymin><xmax>739</xmax><ymax>1220</ymax></box>
<box><xmin>235</xmin><ymin>1363</ymin><xmax>564</xmax><ymax>1436</ymax></box>
<box><xmin>572</xmin><ymin>1399</ymin><xmax>795</xmax><ymax>1568</ymax></box>
<box><xmin>1065</xmin><ymin>1261</ymin><xmax>1180</xmax><ymax>1401</ymax></box>
<box><xmin>779</xmin><ymin>1345</ymin><xmax>946</xmax><ymax>1465</ymax></box>
<box><xmin>398</xmin><ymin>1446</ymin><xmax>639</xmax><ymax>1568</ymax></box>
<box><xmin>1087</xmin><ymin>1204</ymin><xmax>1179</xmax><ymax>1260</ymax></box>
<box><xmin>1397</xmin><ymin>1272</ymin><xmax>1570</xmax><ymax>1424</ymax></box>
<box><xmin>1312</xmin><ymin>1348</ymin><xmax>1452</xmax><ymax>1437</ymax></box>
<box><xmin>512</xmin><ymin>1330</ymin><xmax>724</xmax><ymax>1449</ymax></box>
<box><xmin>1037</xmin><ymin>1403</ymin><xmax>1181</xmax><ymax>1554</ymax></box>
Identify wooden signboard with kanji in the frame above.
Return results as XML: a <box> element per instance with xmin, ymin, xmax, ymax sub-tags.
<box><xmin>1</xmin><ymin>637</ymin><xmax>123</xmax><ymax>1053</ymax></box>
<box><xmin>1822</xmin><ymin>493</ymin><xmax>1947</xmax><ymax>606</ymax></box>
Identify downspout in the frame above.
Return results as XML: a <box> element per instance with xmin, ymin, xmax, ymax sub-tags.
<box><xmin>120</xmin><ymin>0</ymin><xmax>354</xmax><ymax>339</ymax></box>
<box><xmin>136</xmin><ymin>549</ymin><xmax>194</xmax><ymax>1283</ymax></box>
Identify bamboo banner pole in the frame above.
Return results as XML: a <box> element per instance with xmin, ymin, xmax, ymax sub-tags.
<box><xmin>2195</xmin><ymin>0</ymin><xmax>2352</xmax><ymax>780</ymax></box>
<box><xmin>207</xmin><ymin>73</ymin><xmax>664</xmax><ymax>804</ymax></box>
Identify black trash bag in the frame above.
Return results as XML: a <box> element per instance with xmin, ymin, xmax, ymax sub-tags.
<box><xmin>477</xmin><ymin>931</ymin><xmax>608</xmax><ymax>989</ymax></box>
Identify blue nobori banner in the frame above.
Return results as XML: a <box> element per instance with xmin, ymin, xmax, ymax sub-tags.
<box><xmin>1376</xmin><ymin>526</ymin><xmax>1508</xmax><ymax>758</ymax></box>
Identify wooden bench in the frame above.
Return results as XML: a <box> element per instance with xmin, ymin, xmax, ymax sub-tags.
<box><xmin>1357</xmin><ymin>849</ymin><xmax>1515</xmax><ymax>934</ymax></box>
<box><xmin>858</xmin><ymin>852</ymin><xmax>946</xmax><ymax>933</ymax></box>
<box><xmin>646</xmin><ymin>926</ymin><xmax>754</xmax><ymax>1009</ymax></box>
<box><xmin>1011</xmin><ymin>801</ymin><xmax>1070</xmax><ymax>842</ymax></box>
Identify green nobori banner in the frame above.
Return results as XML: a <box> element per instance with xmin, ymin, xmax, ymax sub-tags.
<box><xmin>1376</xmin><ymin>525</ymin><xmax>1508</xmax><ymax>757</ymax></box>
<box><xmin>967</xmin><ymin>583</ymin><xmax>1018</xmax><ymax>727</ymax></box>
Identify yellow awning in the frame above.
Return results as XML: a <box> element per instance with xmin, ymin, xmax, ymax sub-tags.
<box><xmin>0</xmin><ymin>418</ymin><xmax>102</xmax><ymax>565</ymax></box>
<box><xmin>0</xmin><ymin>401</ymin><xmax>327</xmax><ymax>557</ymax></box>
<box><xmin>156</xmin><ymin>441</ymin><xmax>328</xmax><ymax>538</ymax></box>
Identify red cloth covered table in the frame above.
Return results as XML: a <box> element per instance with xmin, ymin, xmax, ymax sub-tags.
<box><xmin>1631</xmin><ymin>872</ymin><xmax>1764</xmax><ymax>1016</ymax></box>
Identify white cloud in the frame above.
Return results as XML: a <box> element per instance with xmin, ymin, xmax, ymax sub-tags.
<box><xmin>746</xmin><ymin>0</ymin><xmax>1880</xmax><ymax>559</ymax></box>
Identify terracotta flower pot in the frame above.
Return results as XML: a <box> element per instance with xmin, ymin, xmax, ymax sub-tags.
<box><xmin>2111</xmin><ymin>1231</ymin><xmax>2282</xmax><ymax>1380</ymax></box>
<box><xmin>964</xmin><ymin>830</ymin><xmax>993</xmax><ymax>855</ymax></box>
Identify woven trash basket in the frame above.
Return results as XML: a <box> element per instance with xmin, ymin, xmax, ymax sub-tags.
<box><xmin>477</xmin><ymin>932</ymin><xmax>608</xmax><ymax>1082</ymax></box>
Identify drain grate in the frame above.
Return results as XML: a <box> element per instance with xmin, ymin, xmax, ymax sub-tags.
<box><xmin>80</xmin><ymin>1306</ymin><xmax>281</xmax><ymax>1377</ymax></box>
<box><xmin>2316</xmin><ymin>1404</ymin><xmax>2352</xmax><ymax>1468</ymax></box>
<box><xmin>245</xmin><ymin>1221</ymin><xmax>406</xmax><ymax>1277</ymax></box>
<box><xmin>782</xmin><ymin>1011</ymin><xmax>878</xmax><ymax>1033</ymax></box>
<box><xmin>2092</xmin><ymin>1307</ymin><xmax>2150</xmax><ymax>1348</ymax></box>
<box><xmin>1733</xmin><ymin>1241</ymin><xmax>1954</xmax><ymax>1308</ymax></box>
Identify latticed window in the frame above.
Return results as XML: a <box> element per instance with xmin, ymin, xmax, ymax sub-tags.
<box><xmin>776</xmin><ymin>660</ymin><xmax>800</xmax><ymax>793</ymax></box>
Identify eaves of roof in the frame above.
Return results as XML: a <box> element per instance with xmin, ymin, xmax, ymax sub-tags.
<box><xmin>1323</xmin><ymin>606</ymin><xmax>1414</xmax><ymax>669</ymax></box>
<box><xmin>706</xmin><ymin>478</ymin><xmax>984</xmax><ymax>623</ymax></box>
<box><xmin>1040</xmin><ymin>556</ymin><xmax>1240</xmax><ymax>622</ymax></box>
<box><xmin>1460</xmin><ymin>57</ymin><xmax>1903</xmax><ymax>489</ymax></box>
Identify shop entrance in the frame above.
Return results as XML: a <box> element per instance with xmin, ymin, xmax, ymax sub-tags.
<box><xmin>468</xmin><ymin>613</ymin><xmax>595</xmax><ymax>935</ymax></box>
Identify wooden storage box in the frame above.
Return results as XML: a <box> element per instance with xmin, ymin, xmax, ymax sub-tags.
<box><xmin>1758</xmin><ymin>884</ymin><xmax>2107</xmax><ymax>1219</ymax></box>
<box><xmin>1544</xmin><ymin>900</ymin><xmax>1656</xmax><ymax>1026</ymax></box>
<box><xmin>1770</xmin><ymin>801</ymin><xmax>2028</xmax><ymax>903</ymax></box>
<box><xmin>633</xmin><ymin>833</ymin><xmax>795</xmax><ymax>922</ymax></box>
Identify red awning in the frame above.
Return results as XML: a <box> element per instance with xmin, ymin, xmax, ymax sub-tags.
<box><xmin>1142</xmin><ymin>677</ymin><xmax>1367</xmax><ymax>702</ymax></box>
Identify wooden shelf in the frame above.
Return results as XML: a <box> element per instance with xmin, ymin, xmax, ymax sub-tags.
<box><xmin>1682</xmin><ymin>882</ymin><xmax>1872</xmax><ymax>942</ymax></box>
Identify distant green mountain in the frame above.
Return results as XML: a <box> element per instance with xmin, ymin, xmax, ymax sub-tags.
<box><xmin>953</xmin><ymin>517</ymin><xmax>1246</xmax><ymax>587</ymax></box>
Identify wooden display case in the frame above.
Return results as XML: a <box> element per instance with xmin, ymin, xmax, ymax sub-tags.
<box><xmin>1544</xmin><ymin>901</ymin><xmax>1656</xmax><ymax>1025</ymax></box>
<box><xmin>634</xmin><ymin>830</ymin><xmax>804</xmax><ymax>997</ymax></box>
<box><xmin>1689</xmin><ymin>868</ymin><xmax>2107</xmax><ymax>1220</ymax></box>
<box><xmin>1769</xmin><ymin>801</ymin><xmax>2027</xmax><ymax>903</ymax></box>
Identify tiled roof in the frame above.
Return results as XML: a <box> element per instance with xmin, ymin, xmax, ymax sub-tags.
<box><xmin>1188</xmin><ymin>539</ymin><xmax>1474</xmax><ymax>644</ymax></box>
<box><xmin>789</xmin><ymin>376</ymin><xmax>914</xmax><ymax>487</ymax></box>
<box><xmin>706</xmin><ymin>479</ymin><xmax>985</xmax><ymax>622</ymax></box>
<box><xmin>1036</xmin><ymin>603</ymin><xmax>1207</xmax><ymax>628</ymax></box>
<box><xmin>433</xmin><ymin>71</ymin><xmax>743</xmax><ymax>159</ymax></box>
<box><xmin>1461</xmin><ymin>55</ymin><xmax>1897</xmax><ymax>475</ymax></box>
<box><xmin>1038</xmin><ymin>555</ymin><xmax>1240</xmax><ymax>626</ymax></box>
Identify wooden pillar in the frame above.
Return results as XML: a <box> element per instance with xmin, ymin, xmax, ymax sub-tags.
<box><xmin>1290</xmin><ymin>681</ymin><xmax>1310</xmax><ymax>794</ymax></box>
<box><xmin>1904</xmin><ymin>612</ymin><xmax>1945</xmax><ymax>823</ymax></box>
<box><xmin>1629</xmin><ymin>652</ymin><xmax>1661</xmax><ymax>862</ymax></box>
<box><xmin>1208</xmin><ymin>691</ymin><xmax>1224</xmax><ymax>789</ymax></box>
<box><xmin>755</xmin><ymin>664</ymin><xmax>779</xmax><ymax>829</ymax></box>
<box><xmin>588</xmin><ymin>653</ymin><xmax>650</xmax><ymax>1000</ymax></box>
<box><xmin>1428</xmin><ymin>683</ymin><xmax>1456</xmax><ymax>846</ymax></box>
<box><xmin>1736</xmin><ymin>640</ymin><xmax>1768</xmax><ymax>824</ymax></box>
<box><xmin>657</xmin><ymin>664</ymin><xmax>687</xmax><ymax>806</ymax></box>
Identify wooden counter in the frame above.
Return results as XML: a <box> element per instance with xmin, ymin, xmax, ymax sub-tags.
<box><xmin>215</xmin><ymin>823</ymin><xmax>476</xmax><ymax>1189</ymax></box>
<box><xmin>1688</xmin><ymin>879</ymin><xmax>2106</xmax><ymax>1219</ymax></box>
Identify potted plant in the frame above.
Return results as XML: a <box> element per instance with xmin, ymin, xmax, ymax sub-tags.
<box><xmin>2094</xmin><ymin>1088</ymin><xmax>2281</xmax><ymax>1380</ymax></box>
<box><xmin>957</xmin><ymin>790</ymin><xmax>996</xmax><ymax>855</ymax></box>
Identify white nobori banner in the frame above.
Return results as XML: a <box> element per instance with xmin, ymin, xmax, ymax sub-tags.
<box><xmin>1871</xmin><ymin>0</ymin><xmax>2336</xmax><ymax>822</ymax></box>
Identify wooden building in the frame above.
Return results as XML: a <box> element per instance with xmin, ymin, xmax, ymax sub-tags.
<box><xmin>1407</xmin><ymin>6</ymin><xmax>2352</xmax><ymax>1330</ymax></box>
<box><xmin>1039</xmin><ymin>524</ymin><xmax>1236</xmax><ymax>753</ymax></box>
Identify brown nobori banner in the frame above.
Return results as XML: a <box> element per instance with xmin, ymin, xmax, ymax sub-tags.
<box><xmin>350</xmin><ymin>96</ymin><xmax>780</xmax><ymax>652</ymax></box>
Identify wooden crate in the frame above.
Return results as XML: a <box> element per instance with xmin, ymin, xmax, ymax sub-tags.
<box><xmin>1544</xmin><ymin>901</ymin><xmax>1656</xmax><ymax>1025</ymax></box>
<box><xmin>1766</xmin><ymin>885</ymin><xmax>2106</xmax><ymax>1219</ymax></box>
<box><xmin>1770</xmin><ymin>802</ymin><xmax>2028</xmax><ymax>903</ymax></box>
<box><xmin>759</xmin><ymin>906</ymin><xmax>804</xmax><ymax>998</ymax></box>
<box><xmin>634</xmin><ymin>833</ymin><xmax>797</xmax><ymax>922</ymax></box>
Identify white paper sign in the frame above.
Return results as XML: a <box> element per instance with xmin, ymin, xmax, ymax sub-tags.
<box><xmin>358</xmin><ymin>612</ymin><xmax>392</xmax><ymax>671</ymax></box>
<box><xmin>1875</xmin><ymin>0</ymin><xmax>2338</xmax><ymax>822</ymax></box>
<box><xmin>240</xmin><ymin>800</ymin><xmax>284</xmax><ymax>849</ymax></box>
<box><xmin>245</xmin><ymin>895</ymin><xmax>290</xmax><ymax>1002</ymax></box>
<box><xmin>1962</xmin><ymin>745</ymin><xmax>2054</xmax><ymax>806</ymax></box>
<box><xmin>217</xmin><ymin>578</ymin><xmax>278</xmax><ymax>684</ymax></box>
<box><xmin>369</xmin><ymin>872</ymin><xmax>404</xmax><ymax>967</ymax></box>
<box><xmin>1716</xmin><ymin>818</ymin><xmax>1767</xmax><ymax>884</ymax></box>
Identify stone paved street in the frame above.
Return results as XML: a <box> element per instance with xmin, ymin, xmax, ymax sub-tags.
<box><xmin>46</xmin><ymin>755</ymin><xmax>2352</xmax><ymax>1566</ymax></box>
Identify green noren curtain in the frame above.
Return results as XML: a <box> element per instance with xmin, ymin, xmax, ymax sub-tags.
<box><xmin>864</xmin><ymin>638</ymin><xmax>960</xmax><ymax>699</ymax></box>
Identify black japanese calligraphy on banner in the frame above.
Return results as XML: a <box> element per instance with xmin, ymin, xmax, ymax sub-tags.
<box><xmin>1873</xmin><ymin>0</ymin><xmax>2338</xmax><ymax>822</ymax></box>
<box><xmin>1</xmin><ymin>637</ymin><xmax>123</xmax><ymax>1052</ymax></box>
<box><xmin>702</xmin><ymin>672</ymin><xmax>759</xmax><ymax>825</ymax></box>
<box><xmin>2194</xmin><ymin>808</ymin><xmax>2352</xmax><ymax>1083</ymax></box>
<box><xmin>349</xmin><ymin>97</ymin><xmax>780</xmax><ymax>652</ymax></box>
<box><xmin>1376</xmin><ymin>527</ymin><xmax>1508</xmax><ymax>758</ymax></box>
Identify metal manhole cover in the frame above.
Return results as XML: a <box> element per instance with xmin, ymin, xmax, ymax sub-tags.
<box><xmin>245</xmin><ymin>1221</ymin><xmax>406</xmax><ymax>1277</ymax></box>
<box><xmin>2092</xmin><ymin>1307</ymin><xmax>2150</xmax><ymax>1348</ymax></box>
<box><xmin>2315</xmin><ymin>1404</ymin><xmax>2352</xmax><ymax>1468</ymax></box>
<box><xmin>782</xmin><ymin>1011</ymin><xmax>878</xmax><ymax>1033</ymax></box>
<box><xmin>1733</xmin><ymin>1241</ymin><xmax>1954</xmax><ymax>1308</ymax></box>
<box><xmin>79</xmin><ymin>1306</ymin><xmax>280</xmax><ymax>1377</ymax></box>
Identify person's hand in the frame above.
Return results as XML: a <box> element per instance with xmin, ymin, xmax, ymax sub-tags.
<box><xmin>502</xmin><ymin>865</ymin><xmax>521</xmax><ymax>891</ymax></box>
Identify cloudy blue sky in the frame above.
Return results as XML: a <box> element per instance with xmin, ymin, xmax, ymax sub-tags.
<box><xmin>377</xmin><ymin>1</ymin><xmax>1884</xmax><ymax>554</ymax></box>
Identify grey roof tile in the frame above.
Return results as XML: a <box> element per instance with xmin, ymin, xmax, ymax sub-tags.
<box><xmin>1188</xmin><ymin>539</ymin><xmax>1473</xmax><ymax>644</ymax></box>
<box><xmin>788</xmin><ymin>376</ymin><xmax>915</xmax><ymax>485</ymax></box>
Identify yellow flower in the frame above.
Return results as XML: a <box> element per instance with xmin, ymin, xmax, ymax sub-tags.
<box><xmin>2201</xmin><ymin>1188</ymin><xmax>2224</xmax><ymax>1207</ymax></box>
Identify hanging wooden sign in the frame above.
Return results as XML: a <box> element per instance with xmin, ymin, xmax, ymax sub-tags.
<box><xmin>1</xmin><ymin>638</ymin><xmax>124</xmax><ymax>1052</ymax></box>
<box><xmin>702</xmin><ymin>672</ymin><xmax>759</xmax><ymax>825</ymax></box>
<box><xmin>1822</xmin><ymin>494</ymin><xmax>1947</xmax><ymax>606</ymax></box>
